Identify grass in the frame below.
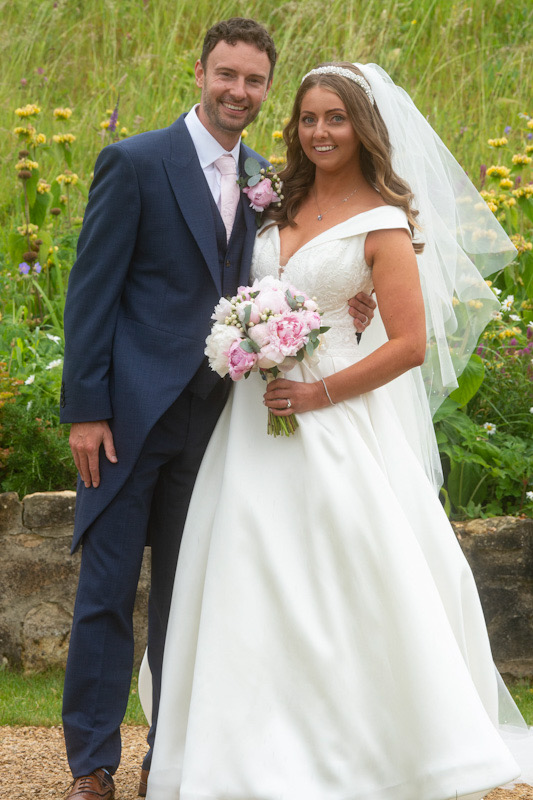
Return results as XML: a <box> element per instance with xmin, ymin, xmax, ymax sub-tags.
<box><xmin>0</xmin><ymin>667</ymin><xmax>531</xmax><ymax>727</ymax></box>
<box><xmin>0</xmin><ymin>667</ymin><xmax>146</xmax><ymax>727</ymax></box>
<box><xmin>1</xmin><ymin>0</ymin><xmax>532</xmax><ymax>222</ymax></box>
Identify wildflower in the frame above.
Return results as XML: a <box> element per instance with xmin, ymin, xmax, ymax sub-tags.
<box><xmin>17</xmin><ymin>223</ymin><xmax>39</xmax><ymax>236</ymax></box>
<box><xmin>411</xmin><ymin>19</ymin><xmax>417</xmax><ymax>24</ymax></box>
<box><xmin>509</xmin><ymin>314</ymin><xmax>521</xmax><ymax>322</ymax></box>
<box><xmin>504</xmin><ymin>126</ymin><xmax>512</xmax><ymax>134</ymax></box>
<box><xmin>528</xmin><ymin>119</ymin><xmax>533</xmax><ymax>130</ymax></box>
<box><xmin>15</xmin><ymin>103</ymin><xmax>41</xmax><ymax>118</ymax></box>
<box><xmin>53</xmin><ymin>133</ymin><xmax>76</xmax><ymax>144</ymax></box>
<box><xmin>119</xmin><ymin>127</ymin><xmax>128</xmax><ymax>137</ymax></box>
<box><xmin>19</xmin><ymin>262</ymin><xmax>31</xmax><ymax>275</ymax></box>
<box><xmin>500</xmin><ymin>295</ymin><xmax>514</xmax><ymax>312</ymax></box>
<box><xmin>20</xmin><ymin>78</ymin><xmax>27</xmax><ymax>87</ymax></box>
<box><xmin>33</xmin><ymin>132</ymin><xmax>47</xmax><ymax>145</ymax></box>
<box><xmin>526</xmin><ymin>145</ymin><xmax>533</xmax><ymax>154</ymax></box>
<box><xmin>499</xmin><ymin>178</ymin><xmax>513</xmax><ymax>189</ymax></box>
<box><xmin>468</xmin><ymin>300</ymin><xmax>483</xmax><ymax>309</ymax></box>
<box><xmin>25</xmin><ymin>374</ymin><xmax>35</xmax><ymax>385</ymax></box>
<box><xmin>503</xmin><ymin>197</ymin><xmax>517</xmax><ymax>207</ymax></box>
<box><xmin>510</xmin><ymin>234</ymin><xmax>532</xmax><ymax>254</ymax></box>
<box><xmin>34</xmin><ymin>262</ymin><xmax>42</xmax><ymax>274</ymax></box>
<box><xmin>15</xmin><ymin>158</ymin><xmax>39</xmax><ymax>171</ymax></box>
<box><xmin>53</xmin><ymin>107</ymin><xmax>72</xmax><ymax>119</ymax></box>
<box><xmin>530</xmin><ymin>408</ymin><xmax>533</xmax><ymax>414</ymax></box>
<box><xmin>491</xmin><ymin>311</ymin><xmax>502</xmax><ymax>320</ymax></box>
<box><xmin>483</xmin><ymin>422</ymin><xmax>497</xmax><ymax>435</ymax></box>
<box><xmin>108</xmin><ymin>100</ymin><xmax>119</xmax><ymax>133</ymax></box>
<box><xmin>37</xmin><ymin>179</ymin><xmax>51</xmax><ymax>194</ymax></box>
<box><xmin>486</xmin><ymin>165</ymin><xmax>511</xmax><ymax>178</ymax></box>
<box><xmin>272</xmin><ymin>130</ymin><xmax>283</xmax><ymax>141</ymax></box>
<box><xmin>45</xmin><ymin>359</ymin><xmax>63</xmax><ymax>370</ymax></box>
<box><xmin>488</xmin><ymin>137</ymin><xmax>508</xmax><ymax>147</ymax></box>
<box><xmin>46</xmin><ymin>333</ymin><xmax>62</xmax><ymax>344</ymax></box>
<box><xmin>100</xmin><ymin>120</ymin><xmax>111</xmax><ymax>130</ymax></box>
<box><xmin>479</xmin><ymin>164</ymin><xmax>487</xmax><ymax>186</ymax></box>
<box><xmin>56</xmin><ymin>172</ymin><xmax>79</xmax><ymax>185</ymax></box>
<box><xmin>240</xmin><ymin>129</ymin><xmax>248</xmax><ymax>139</ymax></box>
<box><xmin>13</xmin><ymin>125</ymin><xmax>35</xmax><ymax>138</ymax></box>
<box><xmin>527</xmin><ymin>491</ymin><xmax>533</xmax><ymax>502</ymax></box>
<box><xmin>512</xmin><ymin>153</ymin><xmax>531</xmax><ymax>165</ymax></box>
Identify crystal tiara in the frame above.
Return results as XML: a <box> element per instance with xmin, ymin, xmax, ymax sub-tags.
<box><xmin>300</xmin><ymin>66</ymin><xmax>375</xmax><ymax>106</ymax></box>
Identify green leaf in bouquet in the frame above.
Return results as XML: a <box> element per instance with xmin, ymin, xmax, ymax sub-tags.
<box><xmin>243</xmin><ymin>304</ymin><xmax>252</xmax><ymax>326</ymax></box>
<box><xmin>305</xmin><ymin>340</ymin><xmax>315</xmax><ymax>356</ymax></box>
<box><xmin>247</xmin><ymin>174</ymin><xmax>261</xmax><ymax>187</ymax></box>
<box><xmin>286</xmin><ymin>290</ymin><xmax>298</xmax><ymax>310</ymax></box>
<box><xmin>240</xmin><ymin>338</ymin><xmax>260</xmax><ymax>354</ymax></box>
<box><xmin>244</xmin><ymin>157</ymin><xmax>261</xmax><ymax>176</ymax></box>
<box><xmin>295</xmin><ymin>350</ymin><xmax>305</xmax><ymax>362</ymax></box>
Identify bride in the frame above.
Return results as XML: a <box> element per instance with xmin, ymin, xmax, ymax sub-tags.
<box><xmin>141</xmin><ymin>63</ymin><xmax>531</xmax><ymax>800</ymax></box>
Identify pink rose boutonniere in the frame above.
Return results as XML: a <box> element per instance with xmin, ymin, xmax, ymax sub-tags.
<box><xmin>239</xmin><ymin>157</ymin><xmax>283</xmax><ymax>226</ymax></box>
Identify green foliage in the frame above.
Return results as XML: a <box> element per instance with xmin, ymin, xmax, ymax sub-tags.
<box><xmin>0</xmin><ymin>668</ymin><xmax>145</xmax><ymax>726</ymax></box>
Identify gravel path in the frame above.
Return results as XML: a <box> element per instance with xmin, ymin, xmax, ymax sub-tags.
<box><xmin>1</xmin><ymin>725</ymin><xmax>531</xmax><ymax>799</ymax></box>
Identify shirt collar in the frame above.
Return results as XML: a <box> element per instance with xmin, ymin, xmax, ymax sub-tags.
<box><xmin>185</xmin><ymin>104</ymin><xmax>241</xmax><ymax>170</ymax></box>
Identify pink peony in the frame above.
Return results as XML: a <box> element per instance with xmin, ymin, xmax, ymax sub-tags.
<box><xmin>266</xmin><ymin>312</ymin><xmax>309</xmax><ymax>357</ymax></box>
<box><xmin>243</xmin><ymin>178</ymin><xmax>280</xmax><ymax>212</ymax></box>
<box><xmin>227</xmin><ymin>339</ymin><xmax>258</xmax><ymax>380</ymax></box>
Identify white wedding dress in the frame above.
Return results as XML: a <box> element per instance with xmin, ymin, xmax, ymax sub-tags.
<box><xmin>143</xmin><ymin>207</ymin><xmax>531</xmax><ymax>800</ymax></box>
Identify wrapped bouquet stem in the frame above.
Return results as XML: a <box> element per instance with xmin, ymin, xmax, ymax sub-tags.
<box><xmin>205</xmin><ymin>276</ymin><xmax>329</xmax><ymax>437</ymax></box>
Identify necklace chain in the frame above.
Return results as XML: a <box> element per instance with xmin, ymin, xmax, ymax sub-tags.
<box><xmin>314</xmin><ymin>186</ymin><xmax>358</xmax><ymax>221</ymax></box>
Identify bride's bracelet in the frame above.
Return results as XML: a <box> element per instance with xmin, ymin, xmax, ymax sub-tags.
<box><xmin>321</xmin><ymin>378</ymin><xmax>336</xmax><ymax>406</ymax></box>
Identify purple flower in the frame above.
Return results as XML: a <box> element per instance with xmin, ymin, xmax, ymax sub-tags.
<box><xmin>108</xmin><ymin>99</ymin><xmax>119</xmax><ymax>133</ymax></box>
<box><xmin>34</xmin><ymin>261</ymin><xmax>42</xmax><ymax>274</ymax></box>
<box><xmin>19</xmin><ymin>262</ymin><xmax>30</xmax><ymax>275</ymax></box>
<box><xmin>480</xmin><ymin>164</ymin><xmax>487</xmax><ymax>188</ymax></box>
<box><xmin>20</xmin><ymin>77</ymin><xmax>27</xmax><ymax>87</ymax></box>
<box><xmin>36</xmin><ymin>67</ymin><xmax>45</xmax><ymax>75</ymax></box>
<box><xmin>504</xmin><ymin>126</ymin><xmax>511</xmax><ymax>134</ymax></box>
<box><xmin>528</xmin><ymin>133</ymin><xmax>533</xmax><ymax>140</ymax></box>
<box><xmin>515</xmin><ymin>175</ymin><xmax>522</xmax><ymax>188</ymax></box>
<box><xmin>476</xmin><ymin>344</ymin><xmax>485</xmax><ymax>357</ymax></box>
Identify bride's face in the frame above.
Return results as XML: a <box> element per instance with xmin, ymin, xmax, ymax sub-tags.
<box><xmin>298</xmin><ymin>86</ymin><xmax>360</xmax><ymax>173</ymax></box>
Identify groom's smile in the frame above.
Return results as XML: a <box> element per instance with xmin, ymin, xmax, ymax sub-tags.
<box><xmin>195</xmin><ymin>40</ymin><xmax>272</xmax><ymax>150</ymax></box>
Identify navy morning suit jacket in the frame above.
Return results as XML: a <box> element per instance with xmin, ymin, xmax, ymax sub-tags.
<box><xmin>60</xmin><ymin>114</ymin><xmax>266</xmax><ymax>552</ymax></box>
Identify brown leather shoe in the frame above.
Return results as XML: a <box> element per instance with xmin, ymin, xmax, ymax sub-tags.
<box><xmin>138</xmin><ymin>768</ymin><xmax>149</xmax><ymax>796</ymax></box>
<box><xmin>66</xmin><ymin>769</ymin><xmax>115</xmax><ymax>799</ymax></box>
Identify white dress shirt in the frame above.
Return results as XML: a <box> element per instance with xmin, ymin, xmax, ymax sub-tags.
<box><xmin>184</xmin><ymin>105</ymin><xmax>241</xmax><ymax>212</ymax></box>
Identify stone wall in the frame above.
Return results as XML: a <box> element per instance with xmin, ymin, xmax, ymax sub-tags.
<box><xmin>0</xmin><ymin>491</ymin><xmax>531</xmax><ymax>676</ymax></box>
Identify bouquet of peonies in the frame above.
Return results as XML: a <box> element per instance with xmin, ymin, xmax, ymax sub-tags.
<box><xmin>205</xmin><ymin>275</ymin><xmax>329</xmax><ymax>436</ymax></box>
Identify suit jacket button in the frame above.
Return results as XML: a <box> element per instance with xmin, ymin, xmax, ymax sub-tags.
<box><xmin>225</xmin><ymin>259</ymin><xmax>230</xmax><ymax>268</ymax></box>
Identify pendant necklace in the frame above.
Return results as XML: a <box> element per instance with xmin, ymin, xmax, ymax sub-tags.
<box><xmin>314</xmin><ymin>186</ymin><xmax>358</xmax><ymax>221</ymax></box>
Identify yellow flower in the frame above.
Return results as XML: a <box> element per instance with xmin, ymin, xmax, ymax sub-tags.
<box><xmin>54</xmin><ymin>107</ymin><xmax>73</xmax><ymax>120</ymax></box>
<box><xmin>411</xmin><ymin>19</ymin><xmax>417</xmax><ymax>24</ymax></box>
<box><xmin>15</xmin><ymin>158</ymin><xmax>39</xmax><ymax>171</ymax></box>
<box><xmin>13</xmin><ymin>125</ymin><xmax>35</xmax><ymax>138</ymax></box>
<box><xmin>468</xmin><ymin>300</ymin><xmax>483</xmax><ymax>309</ymax></box>
<box><xmin>486</xmin><ymin>165</ymin><xmax>511</xmax><ymax>178</ymax></box>
<box><xmin>100</xmin><ymin>120</ymin><xmax>110</xmax><ymax>129</ymax></box>
<box><xmin>527</xmin><ymin>119</ymin><xmax>533</xmax><ymax>130</ymax></box>
<box><xmin>512</xmin><ymin>153</ymin><xmax>531</xmax><ymax>165</ymax></box>
<box><xmin>504</xmin><ymin>197</ymin><xmax>517</xmax><ymax>207</ymax></box>
<box><xmin>499</xmin><ymin>178</ymin><xmax>513</xmax><ymax>189</ymax></box>
<box><xmin>526</xmin><ymin>144</ymin><xmax>533</xmax><ymax>154</ymax></box>
<box><xmin>37</xmin><ymin>179</ymin><xmax>51</xmax><ymax>194</ymax></box>
<box><xmin>240</xmin><ymin>129</ymin><xmax>248</xmax><ymax>139</ymax></box>
<box><xmin>15</xmin><ymin>103</ymin><xmax>41</xmax><ymax>118</ymax></box>
<box><xmin>56</xmin><ymin>172</ymin><xmax>79</xmax><ymax>185</ymax></box>
<box><xmin>510</xmin><ymin>234</ymin><xmax>532</xmax><ymax>254</ymax></box>
<box><xmin>282</xmin><ymin>117</ymin><xmax>291</xmax><ymax>127</ymax></box>
<box><xmin>486</xmin><ymin>201</ymin><xmax>498</xmax><ymax>213</ymax></box>
<box><xmin>53</xmin><ymin>133</ymin><xmax>76</xmax><ymax>144</ymax></box>
<box><xmin>34</xmin><ymin>132</ymin><xmax>47</xmax><ymax>145</ymax></box>
<box><xmin>269</xmin><ymin>155</ymin><xmax>287</xmax><ymax>166</ymax></box>
<box><xmin>17</xmin><ymin>223</ymin><xmax>39</xmax><ymax>235</ymax></box>
<box><xmin>488</xmin><ymin>137</ymin><xmax>508</xmax><ymax>147</ymax></box>
<box><xmin>119</xmin><ymin>127</ymin><xmax>128</xmax><ymax>137</ymax></box>
<box><xmin>452</xmin><ymin>296</ymin><xmax>460</xmax><ymax>307</ymax></box>
<box><xmin>272</xmin><ymin>130</ymin><xmax>283</xmax><ymax>141</ymax></box>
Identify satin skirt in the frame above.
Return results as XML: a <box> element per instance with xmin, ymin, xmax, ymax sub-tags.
<box><xmin>144</xmin><ymin>356</ymin><xmax>522</xmax><ymax>800</ymax></box>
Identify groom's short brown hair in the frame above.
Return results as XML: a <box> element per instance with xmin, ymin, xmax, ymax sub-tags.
<box><xmin>201</xmin><ymin>18</ymin><xmax>277</xmax><ymax>81</ymax></box>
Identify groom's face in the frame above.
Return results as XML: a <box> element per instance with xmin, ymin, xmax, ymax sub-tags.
<box><xmin>195</xmin><ymin>40</ymin><xmax>272</xmax><ymax>149</ymax></box>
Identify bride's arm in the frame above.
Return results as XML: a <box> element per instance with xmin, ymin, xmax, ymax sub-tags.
<box><xmin>264</xmin><ymin>227</ymin><xmax>426</xmax><ymax>415</ymax></box>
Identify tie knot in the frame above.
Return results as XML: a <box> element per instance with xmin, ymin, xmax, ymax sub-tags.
<box><xmin>215</xmin><ymin>154</ymin><xmax>236</xmax><ymax>176</ymax></box>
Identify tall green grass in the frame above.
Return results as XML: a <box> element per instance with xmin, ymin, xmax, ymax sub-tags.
<box><xmin>1</xmin><ymin>0</ymin><xmax>532</xmax><ymax>219</ymax></box>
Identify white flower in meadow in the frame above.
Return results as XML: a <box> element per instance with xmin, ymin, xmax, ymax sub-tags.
<box><xmin>527</xmin><ymin>491</ymin><xmax>533</xmax><ymax>502</ymax></box>
<box><xmin>27</xmin><ymin>401</ymin><xmax>32</xmax><ymax>411</ymax></box>
<box><xmin>24</xmin><ymin>374</ymin><xmax>35</xmax><ymax>385</ymax></box>
<box><xmin>500</xmin><ymin>295</ymin><xmax>514</xmax><ymax>311</ymax></box>
<box><xmin>46</xmin><ymin>333</ymin><xmax>62</xmax><ymax>344</ymax></box>
<box><xmin>530</xmin><ymin>408</ymin><xmax>533</xmax><ymax>414</ymax></box>
<box><xmin>492</xmin><ymin>287</ymin><xmax>502</xmax><ymax>295</ymax></box>
<box><xmin>509</xmin><ymin>314</ymin><xmax>521</xmax><ymax>321</ymax></box>
<box><xmin>491</xmin><ymin>311</ymin><xmax>502</xmax><ymax>320</ymax></box>
<box><xmin>46</xmin><ymin>358</ymin><xmax>63</xmax><ymax>370</ymax></box>
<box><xmin>483</xmin><ymin>422</ymin><xmax>497</xmax><ymax>435</ymax></box>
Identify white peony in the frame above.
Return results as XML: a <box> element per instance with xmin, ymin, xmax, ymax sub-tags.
<box><xmin>204</xmin><ymin>324</ymin><xmax>242</xmax><ymax>377</ymax></box>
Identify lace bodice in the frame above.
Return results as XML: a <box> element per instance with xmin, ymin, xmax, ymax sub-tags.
<box><xmin>251</xmin><ymin>206</ymin><xmax>410</xmax><ymax>357</ymax></box>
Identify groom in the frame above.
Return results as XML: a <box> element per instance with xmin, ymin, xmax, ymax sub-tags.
<box><xmin>60</xmin><ymin>17</ymin><xmax>374</xmax><ymax>800</ymax></box>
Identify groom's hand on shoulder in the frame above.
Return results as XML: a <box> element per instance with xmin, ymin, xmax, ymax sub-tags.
<box><xmin>348</xmin><ymin>291</ymin><xmax>376</xmax><ymax>333</ymax></box>
<box><xmin>69</xmin><ymin>420</ymin><xmax>117</xmax><ymax>489</ymax></box>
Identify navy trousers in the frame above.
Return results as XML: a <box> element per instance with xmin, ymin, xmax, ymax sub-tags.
<box><xmin>62</xmin><ymin>380</ymin><xmax>229</xmax><ymax>777</ymax></box>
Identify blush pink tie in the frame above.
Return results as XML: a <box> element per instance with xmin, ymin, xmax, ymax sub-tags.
<box><xmin>214</xmin><ymin>154</ymin><xmax>240</xmax><ymax>242</ymax></box>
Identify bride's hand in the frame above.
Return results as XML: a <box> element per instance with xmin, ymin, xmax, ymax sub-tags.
<box><xmin>263</xmin><ymin>378</ymin><xmax>329</xmax><ymax>415</ymax></box>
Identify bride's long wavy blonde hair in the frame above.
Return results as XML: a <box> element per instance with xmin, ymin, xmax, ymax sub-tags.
<box><xmin>266</xmin><ymin>62</ymin><xmax>424</xmax><ymax>253</ymax></box>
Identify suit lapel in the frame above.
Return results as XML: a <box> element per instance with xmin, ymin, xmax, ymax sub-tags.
<box><xmin>239</xmin><ymin>143</ymin><xmax>262</xmax><ymax>286</ymax></box>
<box><xmin>164</xmin><ymin>117</ymin><xmax>222</xmax><ymax>295</ymax></box>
